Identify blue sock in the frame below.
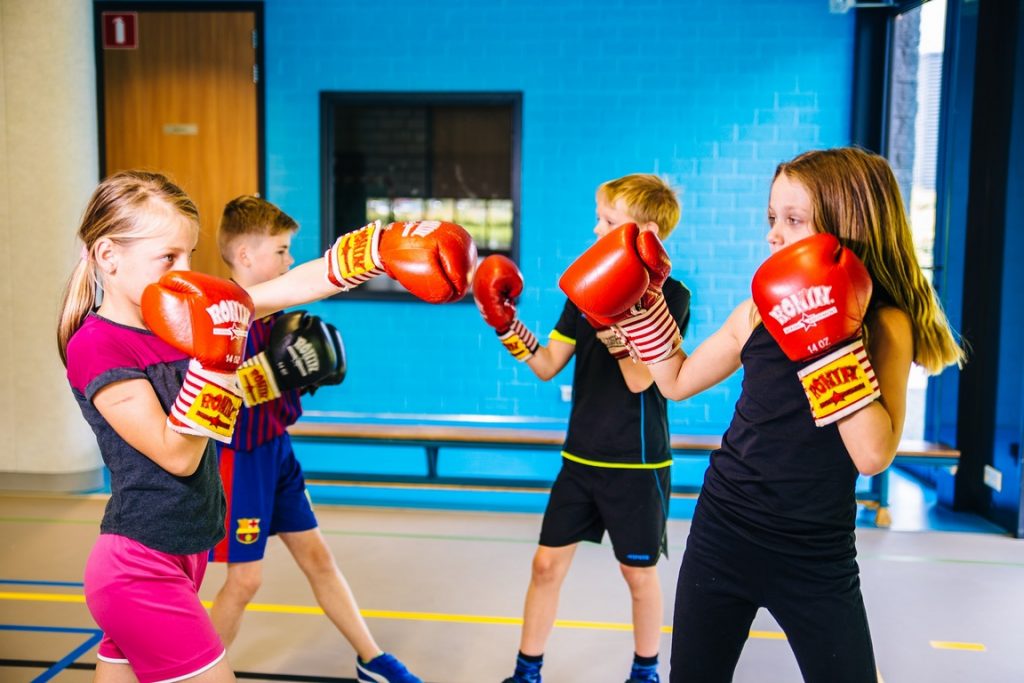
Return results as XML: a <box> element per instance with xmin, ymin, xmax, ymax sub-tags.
<box><xmin>630</xmin><ymin>653</ymin><xmax>660</xmax><ymax>682</ymax></box>
<box><xmin>511</xmin><ymin>652</ymin><xmax>542</xmax><ymax>683</ymax></box>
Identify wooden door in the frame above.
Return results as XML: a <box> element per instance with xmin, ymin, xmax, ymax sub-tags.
<box><xmin>100</xmin><ymin>9</ymin><xmax>259</xmax><ymax>278</ymax></box>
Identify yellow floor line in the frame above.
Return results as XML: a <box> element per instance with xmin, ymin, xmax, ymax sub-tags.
<box><xmin>929</xmin><ymin>640</ymin><xmax>987</xmax><ymax>652</ymax></box>
<box><xmin>0</xmin><ymin>591</ymin><xmax>985</xmax><ymax>649</ymax></box>
<box><xmin>234</xmin><ymin>602</ymin><xmax>799</xmax><ymax>638</ymax></box>
<box><xmin>0</xmin><ymin>590</ymin><xmax>785</xmax><ymax>639</ymax></box>
<box><xmin>246</xmin><ymin>601</ymin><xmax>651</xmax><ymax>632</ymax></box>
<box><xmin>0</xmin><ymin>591</ymin><xmax>85</xmax><ymax>604</ymax></box>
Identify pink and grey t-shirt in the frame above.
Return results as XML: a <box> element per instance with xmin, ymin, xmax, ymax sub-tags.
<box><xmin>66</xmin><ymin>313</ymin><xmax>225</xmax><ymax>555</ymax></box>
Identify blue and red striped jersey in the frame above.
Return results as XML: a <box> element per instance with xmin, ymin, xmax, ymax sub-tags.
<box><xmin>230</xmin><ymin>313</ymin><xmax>303</xmax><ymax>451</ymax></box>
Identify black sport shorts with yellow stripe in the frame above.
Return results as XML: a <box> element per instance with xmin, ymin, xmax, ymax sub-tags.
<box><xmin>539</xmin><ymin>456</ymin><xmax>671</xmax><ymax>567</ymax></box>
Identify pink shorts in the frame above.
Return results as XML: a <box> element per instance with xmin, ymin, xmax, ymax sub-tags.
<box><xmin>84</xmin><ymin>534</ymin><xmax>226</xmax><ymax>683</ymax></box>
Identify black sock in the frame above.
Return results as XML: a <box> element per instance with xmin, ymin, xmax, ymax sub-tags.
<box><xmin>517</xmin><ymin>651</ymin><xmax>543</xmax><ymax>664</ymax></box>
<box><xmin>634</xmin><ymin>653</ymin><xmax>658</xmax><ymax>667</ymax></box>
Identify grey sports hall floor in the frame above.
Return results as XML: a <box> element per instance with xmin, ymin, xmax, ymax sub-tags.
<box><xmin>1</xmin><ymin>490</ymin><xmax>1022</xmax><ymax>683</ymax></box>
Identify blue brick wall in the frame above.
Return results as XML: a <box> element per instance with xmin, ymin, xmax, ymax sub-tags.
<box><xmin>264</xmin><ymin>0</ymin><xmax>855</xmax><ymax>435</ymax></box>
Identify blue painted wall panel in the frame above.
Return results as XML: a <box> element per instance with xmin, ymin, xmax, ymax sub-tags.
<box><xmin>263</xmin><ymin>0</ymin><xmax>856</xmax><ymax>442</ymax></box>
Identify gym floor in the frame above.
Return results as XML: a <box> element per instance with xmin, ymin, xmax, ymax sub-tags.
<box><xmin>1</xmin><ymin>475</ymin><xmax>1022</xmax><ymax>683</ymax></box>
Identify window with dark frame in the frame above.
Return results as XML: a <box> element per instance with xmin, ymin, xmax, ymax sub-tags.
<box><xmin>320</xmin><ymin>92</ymin><xmax>522</xmax><ymax>300</ymax></box>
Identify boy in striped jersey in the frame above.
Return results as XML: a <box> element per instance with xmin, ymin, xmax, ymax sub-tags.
<box><xmin>209</xmin><ymin>196</ymin><xmax>420</xmax><ymax>683</ymax></box>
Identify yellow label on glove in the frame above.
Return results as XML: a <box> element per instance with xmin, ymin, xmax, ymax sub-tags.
<box><xmin>185</xmin><ymin>383</ymin><xmax>242</xmax><ymax>439</ymax></box>
<box><xmin>798</xmin><ymin>340</ymin><xmax>880</xmax><ymax>426</ymax></box>
<box><xmin>501</xmin><ymin>333</ymin><xmax>534</xmax><ymax>361</ymax></box>
<box><xmin>499</xmin><ymin>320</ymin><xmax>538</xmax><ymax>362</ymax></box>
<box><xmin>237</xmin><ymin>363</ymin><xmax>277</xmax><ymax>407</ymax></box>
<box><xmin>336</xmin><ymin>222</ymin><xmax>380</xmax><ymax>279</ymax></box>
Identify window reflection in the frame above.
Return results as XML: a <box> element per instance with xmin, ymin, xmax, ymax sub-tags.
<box><xmin>887</xmin><ymin>0</ymin><xmax>946</xmax><ymax>439</ymax></box>
<box><xmin>322</xmin><ymin>93</ymin><xmax>521</xmax><ymax>299</ymax></box>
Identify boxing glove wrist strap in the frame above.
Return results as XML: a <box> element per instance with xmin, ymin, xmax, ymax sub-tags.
<box><xmin>325</xmin><ymin>221</ymin><xmax>386</xmax><ymax>291</ymax></box>
<box><xmin>236</xmin><ymin>352</ymin><xmax>283</xmax><ymax>407</ymax></box>
<box><xmin>796</xmin><ymin>338</ymin><xmax>881</xmax><ymax>427</ymax></box>
<box><xmin>169</xmin><ymin>360</ymin><xmax>243</xmax><ymax>444</ymax></box>
<box><xmin>615</xmin><ymin>295</ymin><xmax>681</xmax><ymax>364</ymax></box>
<box><xmin>595</xmin><ymin>327</ymin><xmax>631</xmax><ymax>360</ymax></box>
<box><xmin>498</xmin><ymin>319</ymin><xmax>539</xmax><ymax>361</ymax></box>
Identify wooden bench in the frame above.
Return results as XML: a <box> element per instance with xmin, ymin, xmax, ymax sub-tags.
<box><xmin>287</xmin><ymin>421</ymin><xmax>959</xmax><ymax>527</ymax></box>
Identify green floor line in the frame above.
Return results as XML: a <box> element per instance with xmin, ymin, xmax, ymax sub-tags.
<box><xmin>3</xmin><ymin>515</ymin><xmax>1022</xmax><ymax>567</ymax></box>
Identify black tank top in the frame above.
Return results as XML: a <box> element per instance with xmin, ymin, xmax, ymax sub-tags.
<box><xmin>699</xmin><ymin>324</ymin><xmax>858</xmax><ymax>557</ymax></box>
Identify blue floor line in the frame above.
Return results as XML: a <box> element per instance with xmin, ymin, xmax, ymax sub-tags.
<box><xmin>0</xmin><ymin>625</ymin><xmax>98</xmax><ymax>634</ymax></box>
<box><xmin>0</xmin><ymin>624</ymin><xmax>103</xmax><ymax>682</ymax></box>
<box><xmin>36</xmin><ymin>631</ymin><xmax>102</xmax><ymax>683</ymax></box>
<box><xmin>0</xmin><ymin>579</ymin><xmax>84</xmax><ymax>587</ymax></box>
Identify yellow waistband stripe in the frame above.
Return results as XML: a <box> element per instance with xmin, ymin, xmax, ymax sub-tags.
<box><xmin>561</xmin><ymin>451</ymin><xmax>672</xmax><ymax>469</ymax></box>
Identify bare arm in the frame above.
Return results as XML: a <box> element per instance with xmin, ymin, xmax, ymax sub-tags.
<box><xmin>526</xmin><ymin>337</ymin><xmax>576</xmax><ymax>380</ymax></box>
<box><xmin>246</xmin><ymin>258</ymin><xmax>337</xmax><ymax>319</ymax></box>
<box><xmin>647</xmin><ymin>299</ymin><xmax>753</xmax><ymax>401</ymax></box>
<box><xmin>837</xmin><ymin>307</ymin><xmax>914</xmax><ymax>475</ymax></box>
<box><xmin>532</xmin><ymin>332</ymin><xmax>656</xmax><ymax>392</ymax></box>
<box><xmin>93</xmin><ymin>378</ymin><xmax>210</xmax><ymax>477</ymax></box>
<box><xmin>619</xmin><ymin>356</ymin><xmax>656</xmax><ymax>393</ymax></box>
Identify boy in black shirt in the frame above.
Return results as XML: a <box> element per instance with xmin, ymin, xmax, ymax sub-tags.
<box><xmin>474</xmin><ymin>174</ymin><xmax>691</xmax><ymax>683</ymax></box>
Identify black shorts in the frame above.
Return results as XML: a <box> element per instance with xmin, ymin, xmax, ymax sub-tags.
<box><xmin>539</xmin><ymin>458</ymin><xmax>671</xmax><ymax>567</ymax></box>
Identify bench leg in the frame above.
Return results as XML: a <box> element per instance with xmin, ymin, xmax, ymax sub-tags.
<box><xmin>874</xmin><ymin>469</ymin><xmax>890</xmax><ymax>527</ymax></box>
<box><xmin>857</xmin><ymin>470</ymin><xmax>892</xmax><ymax>528</ymax></box>
<box><xmin>426</xmin><ymin>446</ymin><xmax>439</xmax><ymax>479</ymax></box>
<box><xmin>859</xmin><ymin>471</ymin><xmax>892</xmax><ymax>527</ymax></box>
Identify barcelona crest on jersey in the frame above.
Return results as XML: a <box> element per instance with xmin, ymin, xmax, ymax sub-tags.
<box><xmin>235</xmin><ymin>517</ymin><xmax>261</xmax><ymax>544</ymax></box>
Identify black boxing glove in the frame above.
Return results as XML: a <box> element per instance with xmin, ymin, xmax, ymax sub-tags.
<box><xmin>237</xmin><ymin>311</ymin><xmax>340</xmax><ymax>406</ymax></box>
<box><xmin>302</xmin><ymin>321</ymin><xmax>347</xmax><ymax>397</ymax></box>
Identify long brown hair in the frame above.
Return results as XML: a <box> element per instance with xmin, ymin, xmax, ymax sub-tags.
<box><xmin>57</xmin><ymin>171</ymin><xmax>199</xmax><ymax>366</ymax></box>
<box><xmin>774</xmin><ymin>147</ymin><xmax>965</xmax><ymax>374</ymax></box>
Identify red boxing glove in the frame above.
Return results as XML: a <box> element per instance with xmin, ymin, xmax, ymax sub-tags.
<box><xmin>142</xmin><ymin>271</ymin><xmax>255</xmax><ymax>443</ymax></box>
<box><xmin>558</xmin><ymin>223</ymin><xmax>653</xmax><ymax>326</ymax></box>
<box><xmin>474</xmin><ymin>255</ymin><xmax>522</xmax><ymax>332</ymax></box>
<box><xmin>559</xmin><ymin>224</ymin><xmax>681</xmax><ymax>363</ymax></box>
<box><xmin>325</xmin><ymin>220</ymin><xmax>478</xmax><ymax>303</ymax></box>
<box><xmin>473</xmin><ymin>255</ymin><xmax>538</xmax><ymax>361</ymax></box>
<box><xmin>752</xmin><ymin>233</ymin><xmax>880</xmax><ymax>426</ymax></box>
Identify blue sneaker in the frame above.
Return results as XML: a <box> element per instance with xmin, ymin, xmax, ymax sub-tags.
<box><xmin>356</xmin><ymin>652</ymin><xmax>421</xmax><ymax>683</ymax></box>
<box><xmin>502</xmin><ymin>654</ymin><xmax>542</xmax><ymax>683</ymax></box>
<box><xmin>626</xmin><ymin>660</ymin><xmax>660</xmax><ymax>683</ymax></box>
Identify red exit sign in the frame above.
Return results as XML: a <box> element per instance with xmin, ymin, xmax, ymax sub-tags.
<box><xmin>102</xmin><ymin>12</ymin><xmax>138</xmax><ymax>50</ymax></box>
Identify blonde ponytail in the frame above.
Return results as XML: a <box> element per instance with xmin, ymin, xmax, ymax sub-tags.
<box><xmin>55</xmin><ymin>171</ymin><xmax>198</xmax><ymax>367</ymax></box>
<box><xmin>57</xmin><ymin>255</ymin><xmax>98</xmax><ymax>367</ymax></box>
